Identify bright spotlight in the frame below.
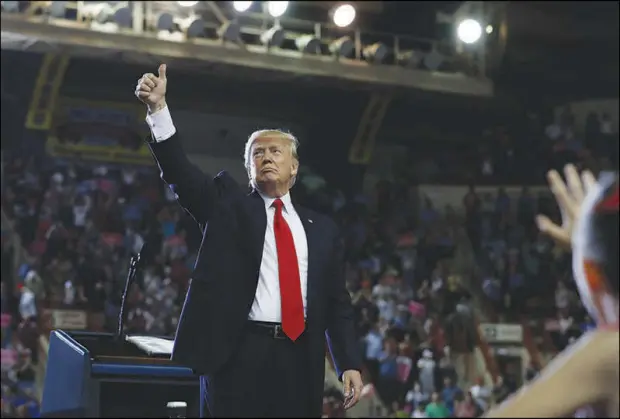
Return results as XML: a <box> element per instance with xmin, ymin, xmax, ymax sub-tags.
<box><xmin>177</xmin><ymin>1</ymin><xmax>198</xmax><ymax>7</ymax></box>
<box><xmin>233</xmin><ymin>1</ymin><xmax>252</xmax><ymax>12</ymax></box>
<box><xmin>332</xmin><ymin>4</ymin><xmax>356</xmax><ymax>28</ymax></box>
<box><xmin>457</xmin><ymin>19</ymin><xmax>482</xmax><ymax>44</ymax></box>
<box><xmin>266</xmin><ymin>1</ymin><xmax>288</xmax><ymax>18</ymax></box>
<box><xmin>486</xmin><ymin>25</ymin><xmax>493</xmax><ymax>34</ymax></box>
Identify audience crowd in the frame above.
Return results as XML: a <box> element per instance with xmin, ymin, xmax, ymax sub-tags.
<box><xmin>405</xmin><ymin>107</ymin><xmax>618</xmax><ymax>187</ymax></box>
<box><xmin>0</xmin><ymin>102</ymin><xmax>617</xmax><ymax>418</ymax></box>
<box><xmin>2</xmin><ymin>213</ymin><xmax>40</xmax><ymax>418</ymax></box>
<box><xmin>1</xmin><ymin>155</ymin><xmax>203</xmax><ymax>417</ymax></box>
<box><xmin>335</xmin><ymin>107</ymin><xmax>618</xmax><ymax>417</ymax></box>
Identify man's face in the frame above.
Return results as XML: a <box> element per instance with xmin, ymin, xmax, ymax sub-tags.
<box><xmin>250</xmin><ymin>135</ymin><xmax>298</xmax><ymax>188</ymax></box>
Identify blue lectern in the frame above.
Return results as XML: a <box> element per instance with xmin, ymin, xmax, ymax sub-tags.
<box><xmin>41</xmin><ymin>330</ymin><xmax>200</xmax><ymax>418</ymax></box>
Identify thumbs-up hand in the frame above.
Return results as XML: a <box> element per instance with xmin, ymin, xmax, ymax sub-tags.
<box><xmin>135</xmin><ymin>64</ymin><xmax>168</xmax><ymax>113</ymax></box>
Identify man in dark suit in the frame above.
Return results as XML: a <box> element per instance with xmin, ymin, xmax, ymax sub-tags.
<box><xmin>135</xmin><ymin>64</ymin><xmax>363</xmax><ymax>417</ymax></box>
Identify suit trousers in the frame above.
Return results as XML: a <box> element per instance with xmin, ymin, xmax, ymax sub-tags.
<box><xmin>200</xmin><ymin>324</ymin><xmax>313</xmax><ymax>418</ymax></box>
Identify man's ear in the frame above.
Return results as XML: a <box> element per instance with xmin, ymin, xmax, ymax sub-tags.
<box><xmin>291</xmin><ymin>159</ymin><xmax>299</xmax><ymax>177</ymax></box>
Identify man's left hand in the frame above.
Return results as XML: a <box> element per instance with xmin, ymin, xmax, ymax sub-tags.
<box><xmin>342</xmin><ymin>369</ymin><xmax>363</xmax><ymax>410</ymax></box>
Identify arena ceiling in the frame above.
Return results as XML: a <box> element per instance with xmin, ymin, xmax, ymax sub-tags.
<box><xmin>3</xmin><ymin>1</ymin><xmax>617</xmax><ymax>103</ymax></box>
<box><xmin>176</xmin><ymin>1</ymin><xmax>618</xmax><ymax>118</ymax></box>
<box><xmin>1</xmin><ymin>1</ymin><xmax>618</xmax><ymax>153</ymax></box>
<box><xmin>207</xmin><ymin>1</ymin><xmax>620</xmax><ymax>121</ymax></box>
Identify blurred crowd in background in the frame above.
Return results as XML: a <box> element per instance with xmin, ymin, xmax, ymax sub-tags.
<box><xmin>1</xmin><ymin>94</ymin><xmax>618</xmax><ymax>418</ymax></box>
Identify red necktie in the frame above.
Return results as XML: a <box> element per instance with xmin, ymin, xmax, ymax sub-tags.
<box><xmin>272</xmin><ymin>198</ymin><xmax>305</xmax><ymax>341</ymax></box>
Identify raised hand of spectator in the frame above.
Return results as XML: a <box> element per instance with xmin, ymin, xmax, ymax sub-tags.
<box><xmin>536</xmin><ymin>164</ymin><xmax>596</xmax><ymax>250</ymax></box>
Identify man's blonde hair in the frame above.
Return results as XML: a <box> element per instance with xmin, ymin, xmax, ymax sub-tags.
<box><xmin>243</xmin><ymin>129</ymin><xmax>300</xmax><ymax>186</ymax></box>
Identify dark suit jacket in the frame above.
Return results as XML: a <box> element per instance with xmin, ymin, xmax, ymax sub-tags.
<box><xmin>148</xmin><ymin>133</ymin><xmax>362</xmax><ymax>415</ymax></box>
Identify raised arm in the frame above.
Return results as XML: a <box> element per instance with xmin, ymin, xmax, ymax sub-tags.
<box><xmin>484</xmin><ymin>330</ymin><xmax>619</xmax><ymax>417</ymax></box>
<box><xmin>136</xmin><ymin>64</ymin><xmax>232</xmax><ymax>228</ymax></box>
<box><xmin>146</xmin><ymin>105</ymin><xmax>214</xmax><ymax>228</ymax></box>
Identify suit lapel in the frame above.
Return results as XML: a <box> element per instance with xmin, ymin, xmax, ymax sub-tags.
<box><xmin>246</xmin><ymin>190</ymin><xmax>267</xmax><ymax>273</ymax></box>
<box><xmin>296</xmin><ymin>206</ymin><xmax>320</xmax><ymax>321</ymax></box>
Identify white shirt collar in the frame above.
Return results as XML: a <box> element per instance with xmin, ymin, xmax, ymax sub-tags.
<box><xmin>258</xmin><ymin>191</ymin><xmax>294</xmax><ymax>213</ymax></box>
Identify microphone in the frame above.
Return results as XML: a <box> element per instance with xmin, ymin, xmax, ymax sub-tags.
<box><xmin>116</xmin><ymin>242</ymin><xmax>149</xmax><ymax>341</ymax></box>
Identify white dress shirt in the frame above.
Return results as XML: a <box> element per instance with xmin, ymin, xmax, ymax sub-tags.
<box><xmin>146</xmin><ymin>106</ymin><xmax>309</xmax><ymax>322</ymax></box>
<box><xmin>250</xmin><ymin>192</ymin><xmax>308</xmax><ymax>322</ymax></box>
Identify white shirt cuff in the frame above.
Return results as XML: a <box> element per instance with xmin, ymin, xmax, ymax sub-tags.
<box><xmin>145</xmin><ymin>105</ymin><xmax>177</xmax><ymax>143</ymax></box>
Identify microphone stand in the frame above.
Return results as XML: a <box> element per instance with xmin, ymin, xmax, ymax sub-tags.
<box><xmin>116</xmin><ymin>251</ymin><xmax>142</xmax><ymax>341</ymax></box>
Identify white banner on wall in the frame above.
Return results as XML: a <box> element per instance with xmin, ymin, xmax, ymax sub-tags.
<box><xmin>479</xmin><ymin>323</ymin><xmax>523</xmax><ymax>344</ymax></box>
<box><xmin>51</xmin><ymin>309</ymin><xmax>88</xmax><ymax>330</ymax></box>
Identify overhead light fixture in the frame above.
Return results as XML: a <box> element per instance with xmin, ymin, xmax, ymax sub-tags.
<box><xmin>457</xmin><ymin>18</ymin><xmax>482</xmax><ymax>44</ymax></box>
<box><xmin>423</xmin><ymin>49</ymin><xmax>445</xmax><ymax>71</ymax></box>
<box><xmin>233</xmin><ymin>1</ymin><xmax>252</xmax><ymax>12</ymax></box>
<box><xmin>92</xmin><ymin>3</ymin><xmax>132</xmax><ymax>28</ymax></box>
<box><xmin>154</xmin><ymin>11</ymin><xmax>175</xmax><ymax>32</ymax></box>
<box><xmin>295</xmin><ymin>35</ymin><xmax>321</xmax><ymax>54</ymax></box>
<box><xmin>217</xmin><ymin>20</ymin><xmax>241</xmax><ymax>42</ymax></box>
<box><xmin>1</xmin><ymin>1</ymin><xmax>20</xmax><ymax>12</ymax></box>
<box><xmin>48</xmin><ymin>1</ymin><xmax>69</xmax><ymax>18</ymax></box>
<box><xmin>177</xmin><ymin>1</ymin><xmax>199</xmax><ymax>7</ymax></box>
<box><xmin>363</xmin><ymin>42</ymin><xmax>389</xmax><ymax>64</ymax></box>
<box><xmin>330</xmin><ymin>4</ymin><xmax>356</xmax><ymax>28</ymax></box>
<box><xmin>398</xmin><ymin>50</ymin><xmax>423</xmax><ymax>69</ymax></box>
<box><xmin>329</xmin><ymin>36</ymin><xmax>354</xmax><ymax>58</ymax></box>
<box><xmin>266</xmin><ymin>1</ymin><xmax>288</xmax><ymax>18</ymax></box>
<box><xmin>178</xmin><ymin>16</ymin><xmax>205</xmax><ymax>38</ymax></box>
<box><xmin>260</xmin><ymin>25</ymin><xmax>285</xmax><ymax>48</ymax></box>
